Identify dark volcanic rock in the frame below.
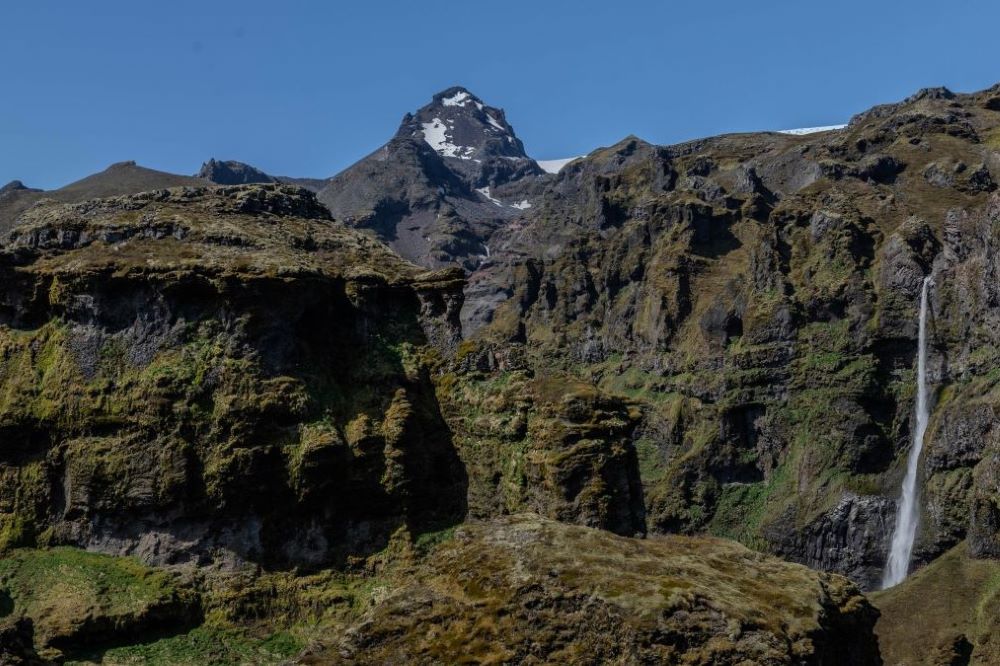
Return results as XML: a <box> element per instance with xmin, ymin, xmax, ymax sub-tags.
<box><xmin>768</xmin><ymin>495</ymin><xmax>896</xmax><ymax>589</ymax></box>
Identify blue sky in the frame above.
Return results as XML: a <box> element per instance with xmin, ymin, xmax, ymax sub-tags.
<box><xmin>3</xmin><ymin>1</ymin><xmax>999</xmax><ymax>189</ymax></box>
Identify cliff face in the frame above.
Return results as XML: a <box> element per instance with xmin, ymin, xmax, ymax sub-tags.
<box><xmin>438</xmin><ymin>345</ymin><xmax>647</xmax><ymax>537</ymax></box>
<box><xmin>0</xmin><ymin>183</ymin><xmax>652</xmax><ymax>570</ymax></box>
<box><xmin>463</xmin><ymin>84</ymin><xmax>1000</xmax><ymax>589</ymax></box>
<box><xmin>0</xmin><ymin>184</ymin><xmax>471</xmax><ymax>569</ymax></box>
<box><xmin>0</xmin><ymin>184</ymin><xmax>883</xmax><ymax>662</ymax></box>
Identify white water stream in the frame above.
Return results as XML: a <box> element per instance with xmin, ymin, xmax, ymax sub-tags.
<box><xmin>882</xmin><ymin>276</ymin><xmax>931</xmax><ymax>589</ymax></box>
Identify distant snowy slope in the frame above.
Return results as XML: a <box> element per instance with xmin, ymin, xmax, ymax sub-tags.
<box><xmin>777</xmin><ymin>124</ymin><xmax>847</xmax><ymax>135</ymax></box>
<box><xmin>536</xmin><ymin>157</ymin><xmax>583</xmax><ymax>174</ymax></box>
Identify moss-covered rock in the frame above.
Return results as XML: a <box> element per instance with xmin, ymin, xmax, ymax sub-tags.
<box><xmin>0</xmin><ymin>185</ymin><xmax>468</xmax><ymax>570</ymax></box>
<box><xmin>873</xmin><ymin>541</ymin><xmax>1000</xmax><ymax>665</ymax></box>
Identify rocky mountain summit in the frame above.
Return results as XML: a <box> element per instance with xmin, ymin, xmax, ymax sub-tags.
<box><xmin>317</xmin><ymin>86</ymin><xmax>547</xmax><ymax>270</ymax></box>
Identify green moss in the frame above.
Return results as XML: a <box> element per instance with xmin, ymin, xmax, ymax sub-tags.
<box><xmin>0</xmin><ymin>547</ymin><xmax>183</xmax><ymax>620</ymax></box>
<box><xmin>0</xmin><ymin>546</ymin><xmax>197</xmax><ymax>660</ymax></box>
<box><xmin>707</xmin><ymin>460</ymin><xmax>791</xmax><ymax>551</ymax></box>
<box><xmin>70</xmin><ymin>626</ymin><xmax>304</xmax><ymax>666</ymax></box>
<box><xmin>634</xmin><ymin>437</ymin><xmax>666</xmax><ymax>483</ymax></box>
<box><xmin>0</xmin><ymin>514</ymin><xmax>33</xmax><ymax>551</ymax></box>
<box><xmin>413</xmin><ymin>526</ymin><xmax>457</xmax><ymax>555</ymax></box>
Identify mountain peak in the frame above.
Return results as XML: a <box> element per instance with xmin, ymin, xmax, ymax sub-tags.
<box><xmin>398</xmin><ymin>86</ymin><xmax>530</xmax><ymax>163</ymax></box>
<box><xmin>0</xmin><ymin>180</ymin><xmax>31</xmax><ymax>196</ymax></box>
<box><xmin>432</xmin><ymin>86</ymin><xmax>482</xmax><ymax>108</ymax></box>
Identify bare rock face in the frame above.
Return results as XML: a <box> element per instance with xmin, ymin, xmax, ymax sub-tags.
<box><xmin>767</xmin><ymin>495</ymin><xmax>896</xmax><ymax>588</ymax></box>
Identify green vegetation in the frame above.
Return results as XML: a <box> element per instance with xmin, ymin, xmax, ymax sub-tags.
<box><xmin>68</xmin><ymin>627</ymin><xmax>303</xmax><ymax>666</ymax></box>
<box><xmin>873</xmin><ymin>542</ymin><xmax>1000</xmax><ymax>665</ymax></box>
<box><xmin>0</xmin><ymin>547</ymin><xmax>196</xmax><ymax>660</ymax></box>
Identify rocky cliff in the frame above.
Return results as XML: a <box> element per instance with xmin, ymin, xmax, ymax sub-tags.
<box><xmin>4</xmin><ymin>81</ymin><xmax>1000</xmax><ymax>661</ymax></box>
<box><xmin>0</xmin><ymin>184</ymin><xmax>470</xmax><ymax>569</ymax></box>
<box><xmin>458</xmin><ymin>84</ymin><xmax>1000</xmax><ymax>590</ymax></box>
<box><xmin>0</xmin><ymin>183</ymin><xmax>883</xmax><ymax>662</ymax></box>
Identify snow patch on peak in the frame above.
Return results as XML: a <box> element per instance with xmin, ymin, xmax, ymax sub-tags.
<box><xmin>442</xmin><ymin>91</ymin><xmax>473</xmax><ymax>107</ymax></box>
<box><xmin>422</xmin><ymin>117</ymin><xmax>476</xmax><ymax>159</ymax></box>
<box><xmin>536</xmin><ymin>157</ymin><xmax>582</xmax><ymax>174</ymax></box>
<box><xmin>777</xmin><ymin>124</ymin><xmax>847</xmax><ymax>135</ymax></box>
<box><xmin>476</xmin><ymin>187</ymin><xmax>532</xmax><ymax>210</ymax></box>
<box><xmin>486</xmin><ymin>113</ymin><xmax>505</xmax><ymax>132</ymax></box>
<box><xmin>421</xmin><ymin>118</ymin><xmax>447</xmax><ymax>148</ymax></box>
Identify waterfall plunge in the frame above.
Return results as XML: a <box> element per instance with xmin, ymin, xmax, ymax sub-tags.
<box><xmin>882</xmin><ymin>275</ymin><xmax>932</xmax><ymax>589</ymax></box>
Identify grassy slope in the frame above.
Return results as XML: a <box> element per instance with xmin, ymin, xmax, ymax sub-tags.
<box><xmin>327</xmin><ymin>514</ymin><xmax>878</xmax><ymax>665</ymax></box>
<box><xmin>872</xmin><ymin>541</ymin><xmax>1000</xmax><ymax>665</ymax></box>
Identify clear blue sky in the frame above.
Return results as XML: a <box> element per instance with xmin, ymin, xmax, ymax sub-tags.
<box><xmin>4</xmin><ymin>1</ymin><xmax>999</xmax><ymax>189</ymax></box>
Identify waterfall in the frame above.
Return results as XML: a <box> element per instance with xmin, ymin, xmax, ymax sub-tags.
<box><xmin>882</xmin><ymin>275</ymin><xmax>932</xmax><ymax>589</ymax></box>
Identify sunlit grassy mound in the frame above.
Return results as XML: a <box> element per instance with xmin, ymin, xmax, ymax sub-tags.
<box><xmin>873</xmin><ymin>541</ymin><xmax>1000</xmax><ymax>665</ymax></box>
<box><xmin>307</xmin><ymin>515</ymin><xmax>880</xmax><ymax>665</ymax></box>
